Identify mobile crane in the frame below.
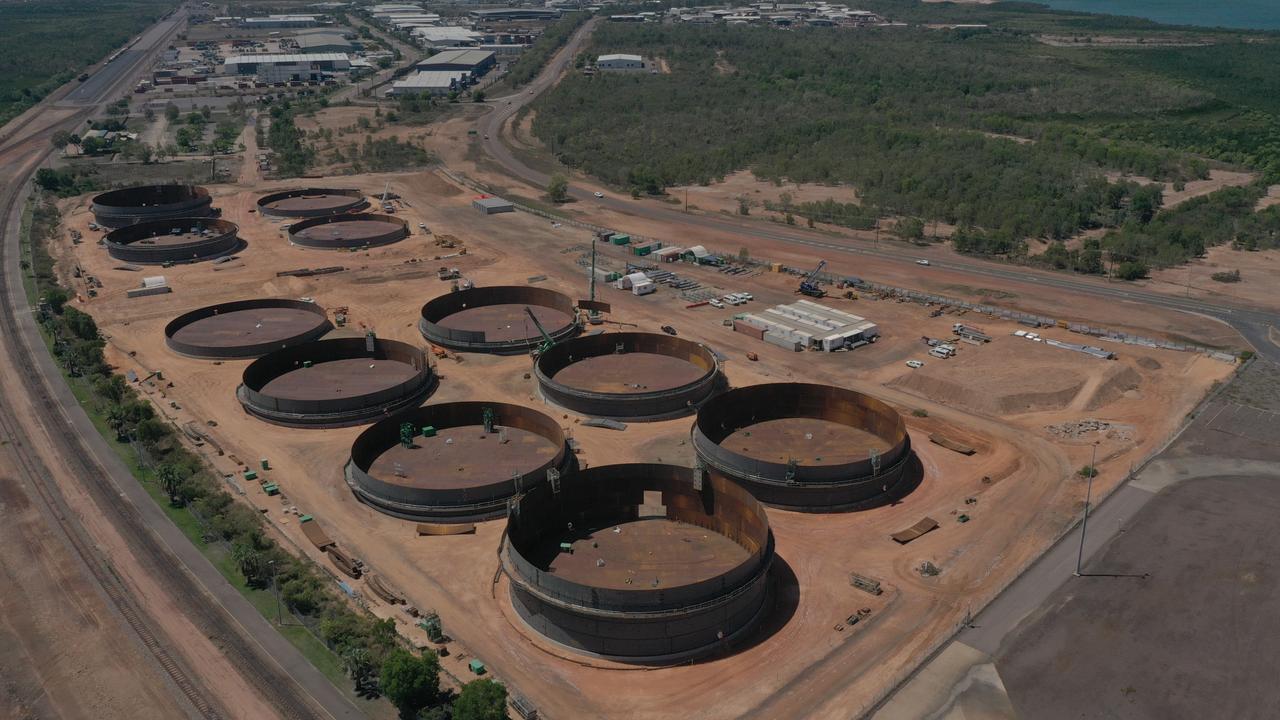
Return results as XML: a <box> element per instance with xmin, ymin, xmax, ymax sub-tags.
<box><xmin>798</xmin><ymin>260</ymin><xmax>828</xmax><ymax>298</ymax></box>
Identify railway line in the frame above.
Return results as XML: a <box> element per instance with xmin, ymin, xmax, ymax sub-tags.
<box><xmin>0</xmin><ymin>10</ymin><xmax>354</xmax><ymax>720</ymax></box>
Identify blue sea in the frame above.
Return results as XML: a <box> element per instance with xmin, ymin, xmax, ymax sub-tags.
<box><xmin>1036</xmin><ymin>0</ymin><xmax>1280</xmax><ymax>30</ymax></box>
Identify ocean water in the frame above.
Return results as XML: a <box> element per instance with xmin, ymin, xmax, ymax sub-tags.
<box><xmin>1037</xmin><ymin>0</ymin><xmax>1280</xmax><ymax>30</ymax></box>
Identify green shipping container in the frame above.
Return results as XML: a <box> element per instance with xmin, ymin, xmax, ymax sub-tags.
<box><xmin>611</xmin><ymin>234</ymin><xmax>631</xmax><ymax>245</ymax></box>
<box><xmin>469</xmin><ymin>659</ymin><xmax>487</xmax><ymax>675</ymax></box>
<box><xmin>634</xmin><ymin>245</ymin><xmax>652</xmax><ymax>256</ymax></box>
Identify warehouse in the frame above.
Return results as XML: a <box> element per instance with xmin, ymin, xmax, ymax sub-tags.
<box><xmin>416</xmin><ymin>49</ymin><xmax>496</xmax><ymax>76</ymax></box>
<box><xmin>243</xmin><ymin>14</ymin><xmax>320</xmax><ymax>28</ymax></box>
<box><xmin>737</xmin><ymin>299</ymin><xmax>879</xmax><ymax>352</ymax></box>
<box><xmin>412</xmin><ymin>26</ymin><xmax>482</xmax><ymax>48</ymax></box>
<box><xmin>472</xmin><ymin>196</ymin><xmax>514</xmax><ymax>214</ymax></box>
<box><xmin>224</xmin><ymin>53</ymin><xmax>350</xmax><ymax>83</ymax></box>
<box><xmin>597</xmin><ymin>53</ymin><xmax>646</xmax><ymax>71</ymax></box>
<box><xmin>469</xmin><ymin>8</ymin><xmax>560</xmax><ymax>21</ymax></box>
<box><xmin>386</xmin><ymin>70</ymin><xmax>470</xmax><ymax>96</ymax></box>
<box><xmin>296</xmin><ymin>33</ymin><xmax>353</xmax><ymax>54</ymax></box>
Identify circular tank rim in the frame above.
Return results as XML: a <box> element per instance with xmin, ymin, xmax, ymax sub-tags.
<box><xmin>256</xmin><ymin>188</ymin><xmax>368</xmax><ymax>218</ymax></box>
<box><xmin>346</xmin><ymin>401</ymin><xmax>572</xmax><ymax>522</ymax></box>
<box><xmin>534</xmin><ymin>332</ymin><xmax>720</xmax><ymax>419</ymax></box>
<box><xmin>163</xmin><ymin>298</ymin><xmax>333</xmax><ymax>359</ymax></box>
<box><xmin>501</xmin><ymin>463</ymin><xmax>774</xmax><ymax>612</ymax></box>
<box><xmin>103</xmin><ymin>217</ymin><xmax>240</xmax><ymax>264</ymax></box>
<box><xmin>286</xmin><ymin>212</ymin><xmax>408</xmax><ymax>249</ymax></box>
<box><xmin>419</xmin><ymin>285</ymin><xmax>580</xmax><ymax>354</ymax></box>
<box><xmin>237</xmin><ymin>336</ymin><xmax>434</xmax><ymax>428</ymax></box>
<box><xmin>92</xmin><ymin>184</ymin><xmax>211</xmax><ymax>209</ymax></box>
<box><xmin>691</xmin><ymin>382</ymin><xmax>909</xmax><ymax>488</ymax></box>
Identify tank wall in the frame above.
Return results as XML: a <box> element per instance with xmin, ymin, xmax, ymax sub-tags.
<box><xmin>287</xmin><ymin>213</ymin><xmax>407</xmax><ymax>248</ymax></box>
<box><xmin>420</xmin><ymin>285</ymin><xmax>579</xmax><ymax>352</ymax></box>
<box><xmin>164</xmin><ymin>299</ymin><xmax>332</xmax><ymax>359</ymax></box>
<box><xmin>104</xmin><ymin>218</ymin><xmax>238</xmax><ymax>264</ymax></box>
<box><xmin>92</xmin><ymin>185</ymin><xmax>214</xmax><ymax>228</ymax></box>
<box><xmin>257</xmin><ymin>188</ymin><xmax>367</xmax><ymax>218</ymax></box>
<box><xmin>347</xmin><ymin>402</ymin><xmax>569</xmax><ymax>513</ymax></box>
<box><xmin>240</xmin><ymin>337</ymin><xmax>432</xmax><ymax>416</ymax></box>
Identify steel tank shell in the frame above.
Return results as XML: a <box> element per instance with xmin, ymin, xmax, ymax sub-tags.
<box><xmin>91</xmin><ymin>184</ymin><xmax>214</xmax><ymax>228</ymax></box>
<box><xmin>237</xmin><ymin>337</ymin><xmax>435</xmax><ymax>428</ymax></box>
<box><xmin>346</xmin><ymin>401</ymin><xmax>572</xmax><ymax>522</ymax></box>
<box><xmin>535</xmin><ymin>332</ymin><xmax>720</xmax><ymax>419</ymax></box>
<box><xmin>164</xmin><ymin>299</ymin><xmax>333</xmax><ymax>359</ymax></box>
<box><xmin>502</xmin><ymin>464</ymin><xmax>774</xmax><ymax>662</ymax></box>
<box><xmin>419</xmin><ymin>285</ymin><xmax>579</xmax><ymax>354</ymax></box>
<box><xmin>256</xmin><ymin>188</ymin><xmax>368</xmax><ymax>218</ymax></box>
<box><xmin>287</xmin><ymin>213</ymin><xmax>408</xmax><ymax>249</ymax></box>
<box><xmin>103</xmin><ymin>217</ymin><xmax>239</xmax><ymax>264</ymax></box>
<box><xmin>691</xmin><ymin>383</ymin><xmax>914</xmax><ymax>512</ymax></box>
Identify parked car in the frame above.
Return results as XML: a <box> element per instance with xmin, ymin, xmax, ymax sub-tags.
<box><xmin>660</xmin><ymin>325</ymin><xmax>677</xmax><ymax>336</ymax></box>
<box><xmin>916</xmin><ymin>259</ymin><xmax>931</xmax><ymax>266</ymax></box>
<box><xmin>594</xmin><ymin>191</ymin><xmax>604</xmax><ymax>198</ymax></box>
<box><xmin>709</xmin><ymin>299</ymin><xmax>725</xmax><ymax>309</ymax></box>
<box><xmin>906</xmin><ymin>360</ymin><xmax>924</xmax><ymax>368</ymax></box>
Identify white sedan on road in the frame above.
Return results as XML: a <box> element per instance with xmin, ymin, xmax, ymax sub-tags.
<box><xmin>594</xmin><ymin>191</ymin><xmax>604</xmax><ymax>198</ymax></box>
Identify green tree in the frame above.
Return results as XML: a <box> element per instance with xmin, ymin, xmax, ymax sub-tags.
<box><xmin>51</xmin><ymin>129</ymin><xmax>73</xmax><ymax>149</ymax></box>
<box><xmin>452</xmin><ymin>679</ymin><xmax>508</xmax><ymax>720</ymax></box>
<box><xmin>380</xmin><ymin>648</ymin><xmax>440</xmax><ymax>719</ymax></box>
<box><xmin>157</xmin><ymin>463</ymin><xmax>187</xmax><ymax>506</ymax></box>
<box><xmin>42</xmin><ymin>287</ymin><xmax>70</xmax><ymax>313</ymax></box>
<box><xmin>341</xmin><ymin>647</ymin><xmax>379</xmax><ymax>697</ymax></box>
<box><xmin>164</xmin><ymin>102</ymin><xmax>179</xmax><ymax>121</ymax></box>
<box><xmin>472</xmin><ymin>90</ymin><xmax>486</xmax><ymax>103</ymax></box>
<box><xmin>547</xmin><ymin>173</ymin><xmax>569</xmax><ymax>203</ymax></box>
<box><xmin>894</xmin><ymin>217</ymin><xmax>925</xmax><ymax>241</ymax></box>
<box><xmin>1115</xmin><ymin>260</ymin><xmax>1149</xmax><ymax>280</ymax></box>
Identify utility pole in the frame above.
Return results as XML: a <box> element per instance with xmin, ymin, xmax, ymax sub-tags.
<box><xmin>1074</xmin><ymin>441</ymin><xmax>1099</xmax><ymax>577</ymax></box>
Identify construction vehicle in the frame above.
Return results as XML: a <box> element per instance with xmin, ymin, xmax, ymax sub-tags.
<box><xmin>525</xmin><ymin>306</ymin><xmax>558</xmax><ymax>357</ymax></box>
<box><xmin>798</xmin><ymin>260</ymin><xmax>828</xmax><ymax>298</ymax></box>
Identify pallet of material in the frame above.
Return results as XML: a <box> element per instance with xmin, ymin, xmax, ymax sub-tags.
<box><xmin>891</xmin><ymin>517</ymin><xmax>940</xmax><ymax>544</ymax></box>
<box><xmin>328</xmin><ymin>546</ymin><xmax>362</xmax><ymax>578</ymax></box>
<box><xmin>366</xmin><ymin>573</ymin><xmax>405</xmax><ymax>605</ymax></box>
<box><xmin>416</xmin><ymin>522</ymin><xmax>476</xmax><ymax>536</ymax></box>
<box><xmin>127</xmin><ymin>285</ymin><xmax>172</xmax><ymax>298</ymax></box>
<box><xmin>929</xmin><ymin>433</ymin><xmax>976</xmax><ymax>456</ymax></box>
<box><xmin>300</xmin><ymin>517</ymin><xmax>336</xmax><ymax>550</ymax></box>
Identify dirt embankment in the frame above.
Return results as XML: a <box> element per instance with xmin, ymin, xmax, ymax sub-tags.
<box><xmin>1083</xmin><ymin>365</ymin><xmax>1143</xmax><ymax>411</ymax></box>
<box><xmin>890</xmin><ymin>370</ymin><xmax>1086</xmax><ymax>417</ymax></box>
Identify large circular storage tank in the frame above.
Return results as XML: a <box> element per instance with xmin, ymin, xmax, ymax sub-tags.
<box><xmin>164</xmin><ymin>299</ymin><xmax>332</xmax><ymax>359</ymax></box>
<box><xmin>91</xmin><ymin>185</ymin><xmax>214</xmax><ymax>228</ymax></box>
<box><xmin>502</xmin><ymin>463</ymin><xmax>775</xmax><ymax>662</ymax></box>
<box><xmin>346</xmin><ymin>401</ymin><xmax>573</xmax><ymax>522</ymax></box>
<box><xmin>535</xmin><ymin>332</ymin><xmax>720</xmax><ymax>419</ymax></box>
<box><xmin>691</xmin><ymin>383</ymin><xmax>915</xmax><ymax>512</ymax></box>
<box><xmin>257</xmin><ymin>188</ymin><xmax>368</xmax><ymax>218</ymax></box>
<box><xmin>103</xmin><ymin>217</ymin><xmax>240</xmax><ymax>264</ymax></box>
<box><xmin>419</xmin><ymin>285</ymin><xmax>579</xmax><ymax>355</ymax></box>
<box><xmin>237</xmin><ymin>336</ymin><xmax>435</xmax><ymax>428</ymax></box>
<box><xmin>287</xmin><ymin>213</ymin><xmax>408</xmax><ymax>249</ymax></box>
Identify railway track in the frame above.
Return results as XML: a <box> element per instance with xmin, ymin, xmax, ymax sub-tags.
<box><xmin>0</xmin><ymin>17</ymin><xmax>331</xmax><ymax>720</ymax></box>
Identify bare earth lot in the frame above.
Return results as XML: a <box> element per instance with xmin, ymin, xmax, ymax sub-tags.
<box><xmin>50</xmin><ymin>163</ymin><xmax>1235</xmax><ymax>719</ymax></box>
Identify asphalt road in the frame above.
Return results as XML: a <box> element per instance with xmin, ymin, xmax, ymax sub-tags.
<box><xmin>476</xmin><ymin>22</ymin><xmax>1278</xmax><ymax>362</ymax></box>
<box><xmin>61</xmin><ymin>13</ymin><xmax>184</xmax><ymax>106</ymax></box>
<box><xmin>0</xmin><ymin>12</ymin><xmax>363</xmax><ymax>720</ymax></box>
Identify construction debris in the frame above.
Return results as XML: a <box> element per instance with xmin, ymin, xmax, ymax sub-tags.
<box><xmin>891</xmin><ymin>517</ymin><xmax>940</xmax><ymax>544</ymax></box>
<box><xmin>1045</xmin><ymin>419</ymin><xmax>1133</xmax><ymax>441</ymax></box>
<box><xmin>582</xmin><ymin>418</ymin><xmax>627</xmax><ymax>431</ymax></box>
<box><xmin>929</xmin><ymin>433</ymin><xmax>976</xmax><ymax>455</ymax></box>
<box><xmin>849</xmin><ymin>572</ymin><xmax>883</xmax><ymax>595</ymax></box>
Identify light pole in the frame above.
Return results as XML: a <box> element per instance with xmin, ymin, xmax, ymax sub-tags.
<box><xmin>1074</xmin><ymin>441</ymin><xmax>1099</xmax><ymax>576</ymax></box>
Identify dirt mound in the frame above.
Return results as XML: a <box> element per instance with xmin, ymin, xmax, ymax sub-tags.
<box><xmin>891</xmin><ymin>370</ymin><xmax>1085</xmax><ymax>416</ymax></box>
<box><xmin>1084</xmin><ymin>366</ymin><xmax>1143</xmax><ymax>411</ymax></box>
<box><xmin>1137</xmin><ymin>356</ymin><xmax>1162</xmax><ymax>371</ymax></box>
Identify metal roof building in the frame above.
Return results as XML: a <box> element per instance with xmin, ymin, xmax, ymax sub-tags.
<box><xmin>297</xmin><ymin>33</ymin><xmax>353</xmax><ymax>53</ymax></box>
<box><xmin>386</xmin><ymin>70</ymin><xmax>471</xmax><ymax>96</ymax></box>
<box><xmin>416</xmin><ymin>49</ymin><xmax>496</xmax><ymax>75</ymax></box>
<box><xmin>472</xmin><ymin>196</ymin><xmax>515</xmax><ymax>214</ymax></box>
<box><xmin>412</xmin><ymin>26</ymin><xmax>482</xmax><ymax>47</ymax></box>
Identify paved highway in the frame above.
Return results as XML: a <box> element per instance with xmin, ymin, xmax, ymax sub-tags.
<box><xmin>476</xmin><ymin>22</ymin><xmax>1278</xmax><ymax>361</ymax></box>
<box><xmin>0</xmin><ymin>11</ymin><xmax>363</xmax><ymax>720</ymax></box>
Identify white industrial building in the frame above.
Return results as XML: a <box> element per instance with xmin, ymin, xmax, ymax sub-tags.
<box><xmin>385</xmin><ymin>70</ymin><xmax>470</xmax><ymax>96</ymax></box>
<box><xmin>412</xmin><ymin>26</ymin><xmax>482</xmax><ymax>48</ymax></box>
<box><xmin>243</xmin><ymin>15</ymin><xmax>321</xmax><ymax>28</ymax></box>
<box><xmin>597</xmin><ymin>53</ymin><xmax>645</xmax><ymax>71</ymax></box>
<box><xmin>224</xmin><ymin>53</ymin><xmax>350</xmax><ymax>82</ymax></box>
<box><xmin>369</xmin><ymin>4</ymin><xmax>425</xmax><ymax>15</ymax></box>
<box><xmin>296</xmin><ymin>32</ymin><xmax>353</xmax><ymax>54</ymax></box>
<box><xmin>738</xmin><ymin>299</ymin><xmax>879</xmax><ymax>352</ymax></box>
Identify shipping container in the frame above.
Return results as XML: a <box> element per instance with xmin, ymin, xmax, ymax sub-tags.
<box><xmin>732</xmin><ymin>319</ymin><xmax>765</xmax><ymax>340</ymax></box>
